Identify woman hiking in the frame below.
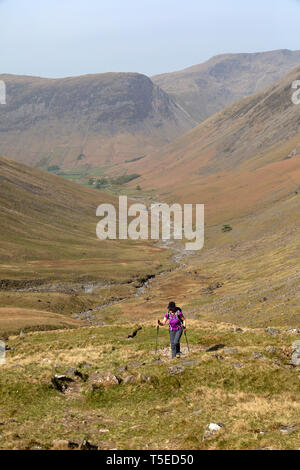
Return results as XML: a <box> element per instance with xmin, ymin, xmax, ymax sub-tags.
<box><xmin>157</xmin><ymin>301</ymin><xmax>186</xmax><ymax>358</ymax></box>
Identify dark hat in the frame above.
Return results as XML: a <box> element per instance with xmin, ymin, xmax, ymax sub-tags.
<box><xmin>168</xmin><ymin>301</ymin><xmax>176</xmax><ymax>310</ymax></box>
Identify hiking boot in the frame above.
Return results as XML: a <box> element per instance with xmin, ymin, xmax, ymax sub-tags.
<box><xmin>176</xmin><ymin>353</ymin><xmax>181</xmax><ymax>359</ymax></box>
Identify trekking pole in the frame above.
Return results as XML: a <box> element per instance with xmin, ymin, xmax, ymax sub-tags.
<box><xmin>184</xmin><ymin>329</ymin><xmax>190</xmax><ymax>353</ymax></box>
<box><xmin>155</xmin><ymin>323</ymin><xmax>160</xmax><ymax>354</ymax></box>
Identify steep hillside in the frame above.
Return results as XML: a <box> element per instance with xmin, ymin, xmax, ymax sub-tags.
<box><xmin>131</xmin><ymin>65</ymin><xmax>300</xmax><ymax>224</ymax></box>
<box><xmin>0</xmin><ymin>73</ymin><xmax>195</xmax><ymax>170</ymax></box>
<box><xmin>153</xmin><ymin>49</ymin><xmax>300</xmax><ymax>122</ymax></box>
<box><xmin>0</xmin><ymin>155</ymin><xmax>173</xmax><ymax>332</ymax></box>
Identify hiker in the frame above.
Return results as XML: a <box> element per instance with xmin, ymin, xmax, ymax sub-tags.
<box><xmin>157</xmin><ymin>301</ymin><xmax>186</xmax><ymax>358</ymax></box>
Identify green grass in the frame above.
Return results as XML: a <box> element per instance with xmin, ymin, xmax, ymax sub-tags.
<box><xmin>1</xmin><ymin>322</ymin><xmax>299</xmax><ymax>450</ymax></box>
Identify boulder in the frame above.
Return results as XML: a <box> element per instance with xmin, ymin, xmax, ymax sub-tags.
<box><xmin>89</xmin><ymin>371</ymin><xmax>120</xmax><ymax>390</ymax></box>
<box><xmin>123</xmin><ymin>375</ymin><xmax>137</xmax><ymax>384</ymax></box>
<box><xmin>292</xmin><ymin>340</ymin><xmax>300</xmax><ymax>351</ymax></box>
<box><xmin>291</xmin><ymin>350</ymin><xmax>300</xmax><ymax>367</ymax></box>
<box><xmin>286</xmin><ymin>329</ymin><xmax>300</xmax><ymax>334</ymax></box>
<box><xmin>251</xmin><ymin>352</ymin><xmax>267</xmax><ymax>361</ymax></box>
<box><xmin>279</xmin><ymin>425</ymin><xmax>299</xmax><ymax>435</ymax></box>
<box><xmin>265</xmin><ymin>327</ymin><xmax>280</xmax><ymax>336</ymax></box>
<box><xmin>168</xmin><ymin>365</ymin><xmax>185</xmax><ymax>376</ymax></box>
<box><xmin>224</xmin><ymin>348</ymin><xmax>238</xmax><ymax>355</ymax></box>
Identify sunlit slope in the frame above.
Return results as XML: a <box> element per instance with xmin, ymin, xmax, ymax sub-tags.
<box><xmin>0</xmin><ymin>155</ymin><xmax>171</xmax><ymax>282</ymax></box>
<box><xmin>131</xmin><ymin>66</ymin><xmax>300</xmax><ymax>224</ymax></box>
<box><xmin>153</xmin><ymin>49</ymin><xmax>300</xmax><ymax>122</ymax></box>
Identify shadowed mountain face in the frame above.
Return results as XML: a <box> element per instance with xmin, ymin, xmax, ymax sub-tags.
<box><xmin>0</xmin><ymin>72</ymin><xmax>195</xmax><ymax>169</ymax></box>
<box><xmin>152</xmin><ymin>49</ymin><xmax>300</xmax><ymax>122</ymax></box>
<box><xmin>130</xmin><ymin>66</ymin><xmax>300</xmax><ymax>223</ymax></box>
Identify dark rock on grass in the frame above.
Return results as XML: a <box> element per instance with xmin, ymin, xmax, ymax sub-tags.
<box><xmin>79</xmin><ymin>439</ymin><xmax>98</xmax><ymax>450</ymax></box>
<box><xmin>168</xmin><ymin>365</ymin><xmax>185</xmax><ymax>376</ymax></box>
<box><xmin>66</xmin><ymin>368</ymin><xmax>88</xmax><ymax>381</ymax></box>
<box><xmin>205</xmin><ymin>344</ymin><xmax>225</xmax><ymax>352</ymax></box>
<box><xmin>265</xmin><ymin>327</ymin><xmax>280</xmax><ymax>336</ymax></box>
<box><xmin>127</xmin><ymin>327</ymin><xmax>142</xmax><ymax>338</ymax></box>
<box><xmin>51</xmin><ymin>375</ymin><xmax>74</xmax><ymax>393</ymax></box>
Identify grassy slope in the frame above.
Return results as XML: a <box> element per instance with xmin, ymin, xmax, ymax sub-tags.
<box><xmin>130</xmin><ymin>66</ymin><xmax>300</xmax><ymax>224</ymax></box>
<box><xmin>0</xmin><ymin>156</ymin><xmax>173</xmax><ymax>333</ymax></box>
<box><xmin>0</xmin><ymin>321</ymin><xmax>299</xmax><ymax>450</ymax></box>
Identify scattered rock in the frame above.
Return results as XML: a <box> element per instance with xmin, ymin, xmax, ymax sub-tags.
<box><xmin>286</xmin><ymin>329</ymin><xmax>300</xmax><ymax>334</ymax></box>
<box><xmin>168</xmin><ymin>365</ymin><xmax>185</xmax><ymax>376</ymax></box>
<box><xmin>265</xmin><ymin>327</ymin><xmax>280</xmax><ymax>336</ymax></box>
<box><xmin>232</xmin><ymin>362</ymin><xmax>244</xmax><ymax>369</ymax></box>
<box><xmin>205</xmin><ymin>344</ymin><xmax>225</xmax><ymax>352</ymax></box>
<box><xmin>117</xmin><ymin>365</ymin><xmax>128</xmax><ymax>374</ymax></box>
<box><xmin>279</xmin><ymin>425</ymin><xmax>299</xmax><ymax>435</ymax></box>
<box><xmin>224</xmin><ymin>348</ymin><xmax>238</xmax><ymax>355</ymax></box>
<box><xmin>19</xmin><ymin>330</ymin><xmax>25</xmax><ymax>338</ymax></box>
<box><xmin>192</xmin><ymin>409</ymin><xmax>202</xmax><ymax>415</ymax></box>
<box><xmin>203</xmin><ymin>423</ymin><xmax>225</xmax><ymax>440</ymax></box>
<box><xmin>232</xmin><ymin>327</ymin><xmax>243</xmax><ymax>333</ymax></box>
<box><xmin>265</xmin><ymin>346</ymin><xmax>278</xmax><ymax>353</ymax></box>
<box><xmin>251</xmin><ymin>352</ymin><xmax>267</xmax><ymax>361</ymax></box>
<box><xmin>89</xmin><ymin>371</ymin><xmax>120</xmax><ymax>390</ymax></box>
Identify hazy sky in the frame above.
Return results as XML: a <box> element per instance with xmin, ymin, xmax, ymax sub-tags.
<box><xmin>1</xmin><ymin>0</ymin><xmax>300</xmax><ymax>78</ymax></box>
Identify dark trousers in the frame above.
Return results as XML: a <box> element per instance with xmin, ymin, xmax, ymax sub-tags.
<box><xmin>169</xmin><ymin>329</ymin><xmax>183</xmax><ymax>358</ymax></box>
